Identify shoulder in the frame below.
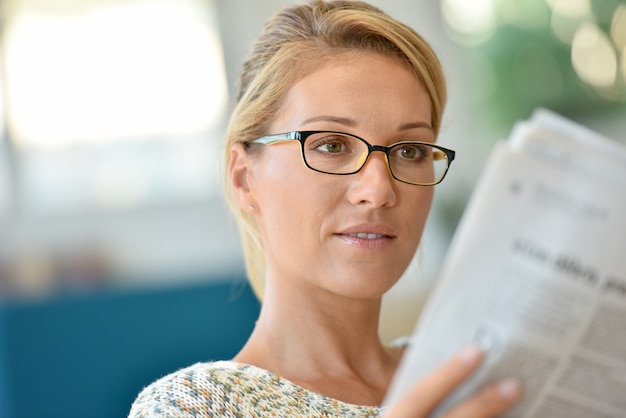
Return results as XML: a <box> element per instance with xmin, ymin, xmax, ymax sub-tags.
<box><xmin>128</xmin><ymin>361</ymin><xmax>308</xmax><ymax>417</ymax></box>
<box><xmin>128</xmin><ymin>361</ymin><xmax>248</xmax><ymax>417</ymax></box>
<box><xmin>128</xmin><ymin>361</ymin><xmax>382</xmax><ymax>417</ymax></box>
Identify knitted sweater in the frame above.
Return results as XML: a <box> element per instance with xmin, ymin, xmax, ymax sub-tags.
<box><xmin>129</xmin><ymin>361</ymin><xmax>383</xmax><ymax>417</ymax></box>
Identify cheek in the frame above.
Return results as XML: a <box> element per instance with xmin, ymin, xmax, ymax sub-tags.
<box><xmin>418</xmin><ymin>190</ymin><xmax>434</xmax><ymax>219</ymax></box>
<box><xmin>252</xmin><ymin>150</ymin><xmax>336</xmax><ymax>245</ymax></box>
<box><xmin>405</xmin><ymin>189</ymin><xmax>434</xmax><ymax>238</ymax></box>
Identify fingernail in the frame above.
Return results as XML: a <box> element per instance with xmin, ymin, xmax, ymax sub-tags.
<box><xmin>457</xmin><ymin>345</ymin><xmax>482</xmax><ymax>365</ymax></box>
<box><xmin>497</xmin><ymin>379</ymin><xmax>521</xmax><ymax>398</ymax></box>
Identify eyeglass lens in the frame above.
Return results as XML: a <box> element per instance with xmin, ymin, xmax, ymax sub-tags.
<box><xmin>302</xmin><ymin>132</ymin><xmax>448</xmax><ymax>185</ymax></box>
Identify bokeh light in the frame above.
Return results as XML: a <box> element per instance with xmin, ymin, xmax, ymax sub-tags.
<box><xmin>622</xmin><ymin>47</ymin><xmax>626</xmax><ymax>82</ymax></box>
<box><xmin>572</xmin><ymin>22</ymin><xmax>618</xmax><ymax>89</ymax></box>
<box><xmin>441</xmin><ymin>0</ymin><xmax>626</xmax><ymax>130</ymax></box>
<box><xmin>548</xmin><ymin>0</ymin><xmax>592</xmax><ymax>44</ymax></box>
<box><xmin>498</xmin><ymin>0</ymin><xmax>550</xmax><ymax>30</ymax></box>
<box><xmin>3</xmin><ymin>0</ymin><xmax>227</xmax><ymax>149</ymax></box>
<box><xmin>611</xmin><ymin>5</ymin><xmax>626</xmax><ymax>49</ymax></box>
<box><xmin>441</xmin><ymin>0</ymin><xmax>497</xmax><ymax>43</ymax></box>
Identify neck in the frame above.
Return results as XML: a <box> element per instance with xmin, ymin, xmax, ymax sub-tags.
<box><xmin>233</xmin><ymin>275</ymin><xmax>402</xmax><ymax>405</ymax></box>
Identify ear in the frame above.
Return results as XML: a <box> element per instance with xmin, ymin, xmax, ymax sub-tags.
<box><xmin>229</xmin><ymin>142</ymin><xmax>257</xmax><ymax>212</ymax></box>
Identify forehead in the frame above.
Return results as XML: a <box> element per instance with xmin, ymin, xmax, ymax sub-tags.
<box><xmin>271</xmin><ymin>52</ymin><xmax>432</xmax><ymax>132</ymax></box>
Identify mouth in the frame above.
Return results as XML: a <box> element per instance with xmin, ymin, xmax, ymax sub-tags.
<box><xmin>335</xmin><ymin>224</ymin><xmax>396</xmax><ymax>249</ymax></box>
<box><xmin>344</xmin><ymin>232</ymin><xmax>389</xmax><ymax>240</ymax></box>
<box><xmin>337</xmin><ymin>223</ymin><xmax>396</xmax><ymax>239</ymax></box>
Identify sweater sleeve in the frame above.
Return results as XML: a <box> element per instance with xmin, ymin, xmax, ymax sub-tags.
<box><xmin>128</xmin><ymin>364</ymin><xmax>229</xmax><ymax>418</ymax></box>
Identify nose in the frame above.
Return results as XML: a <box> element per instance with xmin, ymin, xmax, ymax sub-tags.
<box><xmin>347</xmin><ymin>151</ymin><xmax>397</xmax><ymax>208</ymax></box>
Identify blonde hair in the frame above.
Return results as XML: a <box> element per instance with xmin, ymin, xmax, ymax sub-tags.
<box><xmin>222</xmin><ymin>0</ymin><xmax>447</xmax><ymax>299</ymax></box>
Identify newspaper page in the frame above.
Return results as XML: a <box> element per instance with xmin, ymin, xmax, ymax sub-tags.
<box><xmin>384</xmin><ymin>109</ymin><xmax>626</xmax><ymax>417</ymax></box>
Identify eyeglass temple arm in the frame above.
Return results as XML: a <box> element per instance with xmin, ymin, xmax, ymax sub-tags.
<box><xmin>433</xmin><ymin>148</ymin><xmax>455</xmax><ymax>162</ymax></box>
<box><xmin>247</xmin><ymin>132</ymin><xmax>299</xmax><ymax>145</ymax></box>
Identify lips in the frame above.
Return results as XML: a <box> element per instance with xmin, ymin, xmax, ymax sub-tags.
<box><xmin>335</xmin><ymin>225</ymin><xmax>395</xmax><ymax>250</ymax></box>
<box><xmin>336</xmin><ymin>223</ymin><xmax>397</xmax><ymax>240</ymax></box>
<box><xmin>345</xmin><ymin>233</ymin><xmax>386</xmax><ymax>239</ymax></box>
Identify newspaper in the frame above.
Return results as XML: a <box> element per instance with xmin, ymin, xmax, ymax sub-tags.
<box><xmin>384</xmin><ymin>109</ymin><xmax>626</xmax><ymax>417</ymax></box>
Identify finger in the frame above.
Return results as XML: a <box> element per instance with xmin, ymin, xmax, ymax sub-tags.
<box><xmin>444</xmin><ymin>378</ymin><xmax>522</xmax><ymax>418</ymax></box>
<box><xmin>384</xmin><ymin>345</ymin><xmax>484</xmax><ymax>417</ymax></box>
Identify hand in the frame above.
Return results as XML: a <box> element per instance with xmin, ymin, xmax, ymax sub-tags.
<box><xmin>384</xmin><ymin>346</ymin><xmax>522</xmax><ymax>418</ymax></box>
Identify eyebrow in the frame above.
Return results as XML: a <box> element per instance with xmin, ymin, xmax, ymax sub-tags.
<box><xmin>300</xmin><ymin>115</ymin><xmax>357</xmax><ymax>127</ymax></box>
<box><xmin>398</xmin><ymin>121</ymin><xmax>433</xmax><ymax>131</ymax></box>
<box><xmin>300</xmin><ymin>115</ymin><xmax>432</xmax><ymax>132</ymax></box>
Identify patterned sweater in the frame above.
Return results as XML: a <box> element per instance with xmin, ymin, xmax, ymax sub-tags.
<box><xmin>129</xmin><ymin>361</ymin><xmax>383</xmax><ymax>417</ymax></box>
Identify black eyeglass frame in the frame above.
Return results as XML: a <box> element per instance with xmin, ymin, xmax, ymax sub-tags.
<box><xmin>245</xmin><ymin>130</ymin><xmax>456</xmax><ymax>186</ymax></box>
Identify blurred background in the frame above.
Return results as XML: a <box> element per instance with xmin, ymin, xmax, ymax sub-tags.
<box><xmin>0</xmin><ymin>0</ymin><xmax>625</xmax><ymax>416</ymax></box>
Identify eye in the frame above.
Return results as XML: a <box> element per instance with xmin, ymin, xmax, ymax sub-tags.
<box><xmin>321</xmin><ymin>141</ymin><xmax>343</xmax><ymax>153</ymax></box>
<box><xmin>400</xmin><ymin>146</ymin><xmax>417</xmax><ymax>159</ymax></box>
<box><xmin>393</xmin><ymin>144</ymin><xmax>429</xmax><ymax>161</ymax></box>
<box><xmin>308</xmin><ymin>134</ymin><xmax>353</xmax><ymax>155</ymax></box>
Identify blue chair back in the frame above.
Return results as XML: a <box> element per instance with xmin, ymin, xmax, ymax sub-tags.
<box><xmin>0</xmin><ymin>278</ymin><xmax>260</xmax><ymax>418</ymax></box>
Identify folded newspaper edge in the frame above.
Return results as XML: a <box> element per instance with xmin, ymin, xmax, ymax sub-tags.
<box><xmin>510</xmin><ymin>109</ymin><xmax>626</xmax><ymax>182</ymax></box>
<box><xmin>511</xmin><ymin>108</ymin><xmax>626</xmax><ymax>158</ymax></box>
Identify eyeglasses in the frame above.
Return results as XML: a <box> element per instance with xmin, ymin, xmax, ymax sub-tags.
<box><xmin>245</xmin><ymin>130</ymin><xmax>456</xmax><ymax>186</ymax></box>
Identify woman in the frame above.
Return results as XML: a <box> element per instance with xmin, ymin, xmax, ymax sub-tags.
<box><xmin>129</xmin><ymin>1</ymin><xmax>522</xmax><ymax>416</ymax></box>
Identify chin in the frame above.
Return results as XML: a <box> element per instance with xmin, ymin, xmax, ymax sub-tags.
<box><xmin>331</xmin><ymin>275</ymin><xmax>401</xmax><ymax>300</ymax></box>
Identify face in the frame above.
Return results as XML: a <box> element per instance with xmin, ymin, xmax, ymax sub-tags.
<box><xmin>232</xmin><ymin>52</ymin><xmax>436</xmax><ymax>300</ymax></box>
